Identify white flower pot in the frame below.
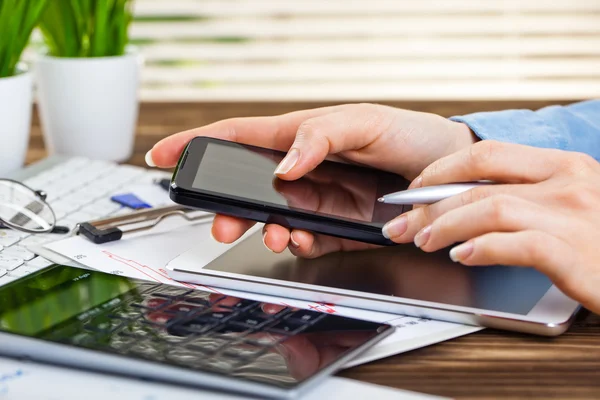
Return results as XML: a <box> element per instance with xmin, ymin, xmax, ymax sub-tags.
<box><xmin>0</xmin><ymin>69</ymin><xmax>33</xmax><ymax>176</ymax></box>
<box><xmin>35</xmin><ymin>51</ymin><xmax>141</xmax><ymax>162</ymax></box>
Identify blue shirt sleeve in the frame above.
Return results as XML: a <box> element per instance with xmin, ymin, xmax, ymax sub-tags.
<box><xmin>449</xmin><ymin>100</ymin><xmax>600</xmax><ymax>161</ymax></box>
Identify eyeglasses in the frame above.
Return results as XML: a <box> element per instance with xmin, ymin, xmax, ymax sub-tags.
<box><xmin>0</xmin><ymin>179</ymin><xmax>56</xmax><ymax>234</ymax></box>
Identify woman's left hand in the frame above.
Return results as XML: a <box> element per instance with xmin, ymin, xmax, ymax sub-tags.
<box><xmin>383</xmin><ymin>140</ymin><xmax>600</xmax><ymax>314</ymax></box>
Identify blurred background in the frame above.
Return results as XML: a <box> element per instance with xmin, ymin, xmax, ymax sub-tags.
<box><xmin>125</xmin><ymin>0</ymin><xmax>600</xmax><ymax>102</ymax></box>
<box><xmin>20</xmin><ymin>0</ymin><xmax>600</xmax><ymax>164</ymax></box>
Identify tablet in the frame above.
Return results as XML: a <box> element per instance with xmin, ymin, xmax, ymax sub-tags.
<box><xmin>166</xmin><ymin>231</ymin><xmax>580</xmax><ymax>336</ymax></box>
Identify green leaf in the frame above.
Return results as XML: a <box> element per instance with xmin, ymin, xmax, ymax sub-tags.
<box><xmin>0</xmin><ymin>0</ymin><xmax>49</xmax><ymax>77</ymax></box>
<box><xmin>37</xmin><ymin>0</ymin><xmax>133</xmax><ymax>58</ymax></box>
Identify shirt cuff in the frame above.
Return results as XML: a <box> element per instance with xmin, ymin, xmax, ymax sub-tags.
<box><xmin>449</xmin><ymin>109</ymin><xmax>568</xmax><ymax>151</ymax></box>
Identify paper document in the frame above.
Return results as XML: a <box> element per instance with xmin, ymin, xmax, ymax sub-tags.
<box><xmin>43</xmin><ymin>219</ymin><xmax>480</xmax><ymax>368</ymax></box>
<box><xmin>0</xmin><ymin>357</ymin><xmax>447</xmax><ymax>400</ymax></box>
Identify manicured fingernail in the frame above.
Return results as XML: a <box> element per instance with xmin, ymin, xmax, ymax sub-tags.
<box><xmin>290</xmin><ymin>231</ymin><xmax>300</xmax><ymax>247</ymax></box>
<box><xmin>145</xmin><ymin>149</ymin><xmax>156</xmax><ymax>167</ymax></box>
<box><xmin>262</xmin><ymin>230</ymin><xmax>275</xmax><ymax>253</ymax></box>
<box><xmin>412</xmin><ymin>176</ymin><xmax>423</xmax><ymax>188</ymax></box>
<box><xmin>274</xmin><ymin>148</ymin><xmax>300</xmax><ymax>175</ymax></box>
<box><xmin>449</xmin><ymin>241</ymin><xmax>474</xmax><ymax>262</ymax></box>
<box><xmin>382</xmin><ymin>215</ymin><xmax>408</xmax><ymax>239</ymax></box>
<box><xmin>414</xmin><ymin>225</ymin><xmax>431</xmax><ymax>248</ymax></box>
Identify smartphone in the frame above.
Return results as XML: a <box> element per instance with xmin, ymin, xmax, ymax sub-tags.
<box><xmin>170</xmin><ymin>137</ymin><xmax>411</xmax><ymax>245</ymax></box>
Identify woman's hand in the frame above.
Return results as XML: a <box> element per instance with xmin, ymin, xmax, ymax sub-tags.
<box><xmin>384</xmin><ymin>140</ymin><xmax>600</xmax><ymax>313</ymax></box>
<box><xmin>148</xmin><ymin>103</ymin><xmax>476</xmax><ymax>257</ymax></box>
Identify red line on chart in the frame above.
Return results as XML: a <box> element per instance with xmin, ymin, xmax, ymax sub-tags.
<box><xmin>102</xmin><ymin>251</ymin><xmax>196</xmax><ymax>289</ymax></box>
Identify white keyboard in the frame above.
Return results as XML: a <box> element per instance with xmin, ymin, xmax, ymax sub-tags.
<box><xmin>0</xmin><ymin>157</ymin><xmax>170</xmax><ymax>287</ymax></box>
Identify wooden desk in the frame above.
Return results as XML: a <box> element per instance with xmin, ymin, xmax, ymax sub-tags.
<box><xmin>29</xmin><ymin>102</ymin><xmax>600</xmax><ymax>399</ymax></box>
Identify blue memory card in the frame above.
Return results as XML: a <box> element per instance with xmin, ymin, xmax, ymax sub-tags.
<box><xmin>111</xmin><ymin>193</ymin><xmax>152</xmax><ymax>210</ymax></box>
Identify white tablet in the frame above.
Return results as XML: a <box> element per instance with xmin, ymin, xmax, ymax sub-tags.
<box><xmin>166</xmin><ymin>231</ymin><xmax>580</xmax><ymax>336</ymax></box>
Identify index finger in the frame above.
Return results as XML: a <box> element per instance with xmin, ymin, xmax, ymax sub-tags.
<box><xmin>417</xmin><ymin>140</ymin><xmax>566</xmax><ymax>187</ymax></box>
<box><xmin>148</xmin><ymin>106</ymin><xmax>344</xmax><ymax>168</ymax></box>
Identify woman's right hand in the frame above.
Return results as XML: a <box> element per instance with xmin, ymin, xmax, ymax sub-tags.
<box><xmin>147</xmin><ymin>103</ymin><xmax>477</xmax><ymax>257</ymax></box>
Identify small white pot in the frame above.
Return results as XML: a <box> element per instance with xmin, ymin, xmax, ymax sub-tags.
<box><xmin>35</xmin><ymin>51</ymin><xmax>141</xmax><ymax>162</ymax></box>
<box><xmin>0</xmin><ymin>69</ymin><xmax>33</xmax><ymax>176</ymax></box>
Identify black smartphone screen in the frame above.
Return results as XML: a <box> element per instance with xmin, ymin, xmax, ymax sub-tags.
<box><xmin>182</xmin><ymin>138</ymin><xmax>410</xmax><ymax>228</ymax></box>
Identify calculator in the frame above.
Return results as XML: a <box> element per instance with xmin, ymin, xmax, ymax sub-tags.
<box><xmin>0</xmin><ymin>264</ymin><xmax>393</xmax><ymax>399</ymax></box>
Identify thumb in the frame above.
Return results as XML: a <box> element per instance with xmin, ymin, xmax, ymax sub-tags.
<box><xmin>273</xmin><ymin>106</ymin><xmax>389</xmax><ymax>181</ymax></box>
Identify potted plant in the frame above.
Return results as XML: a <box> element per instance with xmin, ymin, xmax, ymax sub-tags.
<box><xmin>0</xmin><ymin>0</ymin><xmax>47</xmax><ymax>175</ymax></box>
<box><xmin>36</xmin><ymin>0</ymin><xmax>139</xmax><ymax>162</ymax></box>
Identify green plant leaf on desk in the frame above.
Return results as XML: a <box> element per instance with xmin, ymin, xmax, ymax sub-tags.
<box><xmin>0</xmin><ymin>0</ymin><xmax>48</xmax><ymax>78</ymax></box>
<box><xmin>39</xmin><ymin>0</ymin><xmax>133</xmax><ymax>58</ymax></box>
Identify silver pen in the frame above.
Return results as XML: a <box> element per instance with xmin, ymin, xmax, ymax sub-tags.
<box><xmin>377</xmin><ymin>182</ymin><xmax>495</xmax><ymax>205</ymax></box>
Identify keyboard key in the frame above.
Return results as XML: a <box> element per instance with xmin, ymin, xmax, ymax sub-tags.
<box><xmin>68</xmin><ymin>210</ymin><xmax>101</xmax><ymax>223</ymax></box>
<box><xmin>26</xmin><ymin>257</ymin><xmax>54</xmax><ymax>269</ymax></box>
<box><xmin>19</xmin><ymin>234</ymin><xmax>61</xmax><ymax>247</ymax></box>
<box><xmin>0</xmin><ymin>268</ymin><xmax>6</xmax><ymax>277</ymax></box>
<box><xmin>2</xmin><ymin>246</ymin><xmax>35</xmax><ymax>261</ymax></box>
<box><xmin>0</xmin><ymin>231</ymin><xmax>20</xmax><ymax>247</ymax></box>
<box><xmin>0</xmin><ymin>274</ymin><xmax>18</xmax><ymax>286</ymax></box>
<box><xmin>52</xmin><ymin>199</ymin><xmax>81</xmax><ymax>214</ymax></box>
<box><xmin>9</xmin><ymin>267</ymin><xmax>41</xmax><ymax>278</ymax></box>
<box><xmin>0</xmin><ymin>256</ymin><xmax>24</xmax><ymax>271</ymax></box>
<box><xmin>84</xmin><ymin>199</ymin><xmax>121</xmax><ymax>216</ymax></box>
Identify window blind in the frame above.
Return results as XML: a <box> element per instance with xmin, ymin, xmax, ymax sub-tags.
<box><xmin>66</xmin><ymin>0</ymin><xmax>600</xmax><ymax>101</ymax></box>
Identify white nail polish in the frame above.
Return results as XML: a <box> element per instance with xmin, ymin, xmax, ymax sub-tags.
<box><xmin>145</xmin><ymin>149</ymin><xmax>156</xmax><ymax>167</ymax></box>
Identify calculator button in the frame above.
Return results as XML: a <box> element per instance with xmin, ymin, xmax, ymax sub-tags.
<box><xmin>229</xmin><ymin>314</ymin><xmax>271</xmax><ymax>329</ymax></box>
<box><xmin>226</xmin><ymin>299</ymin><xmax>258</xmax><ymax>311</ymax></box>
<box><xmin>162</xmin><ymin>303</ymin><xmax>203</xmax><ymax>316</ymax></box>
<box><xmin>286</xmin><ymin>310</ymin><xmax>322</xmax><ymax>323</ymax></box>
<box><xmin>266</xmin><ymin>319</ymin><xmax>308</xmax><ymax>335</ymax></box>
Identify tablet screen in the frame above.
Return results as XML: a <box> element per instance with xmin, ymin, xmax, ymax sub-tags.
<box><xmin>202</xmin><ymin>232</ymin><xmax>553</xmax><ymax>316</ymax></box>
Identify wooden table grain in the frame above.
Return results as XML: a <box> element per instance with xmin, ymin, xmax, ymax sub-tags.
<box><xmin>29</xmin><ymin>102</ymin><xmax>600</xmax><ymax>399</ymax></box>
